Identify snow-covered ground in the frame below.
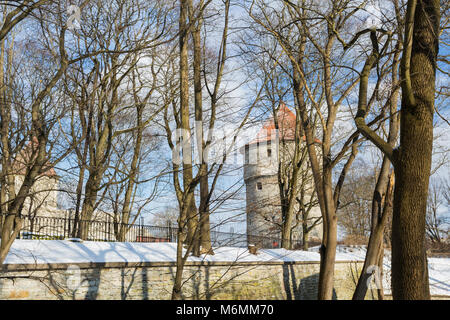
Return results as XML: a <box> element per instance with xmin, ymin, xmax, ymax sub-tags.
<box><xmin>3</xmin><ymin>240</ymin><xmax>450</xmax><ymax>296</ymax></box>
<box><xmin>310</xmin><ymin>245</ymin><xmax>450</xmax><ymax>296</ymax></box>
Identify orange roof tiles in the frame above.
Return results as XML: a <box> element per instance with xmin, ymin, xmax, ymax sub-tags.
<box><xmin>247</xmin><ymin>103</ymin><xmax>321</xmax><ymax>146</ymax></box>
<box><xmin>248</xmin><ymin>103</ymin><xmax>298</xmax><ymax>145</ymax></box>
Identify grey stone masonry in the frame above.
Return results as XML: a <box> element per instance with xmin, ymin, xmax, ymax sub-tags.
<box><xmin>1</xmin><ymin>260</ymin><xmax>368</xmax><ymax>300</ymax></box>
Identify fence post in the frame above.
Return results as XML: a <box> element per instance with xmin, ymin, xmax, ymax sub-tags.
<box><xmin>107</xmin><ymin>216</ymin><xmax>111</xmax><ymax>241</ymax></box>
<box><xmin>104</xmin><ymin>217</ymin><xmax>107</xmax><ymax>241</ymax></box>
<box><xmin>167</xmin><ymin>221</ymin><xmax>172</xmax><ymax>242</ymax></box>
<box><xmin>140</xmin><ymin>217</ymin><xmax>144</xmax><ymax>242</ymax></box>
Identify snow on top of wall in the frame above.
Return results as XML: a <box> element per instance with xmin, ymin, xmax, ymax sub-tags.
<box><xmin>4</xmin><ymin>240</ymin><xmax>330</xmax><ymax>265</ymax></box>
<box><xmin>3</xmin><ymin>240</ymin><xmax>376</xmax><ymax>266</ymax></box>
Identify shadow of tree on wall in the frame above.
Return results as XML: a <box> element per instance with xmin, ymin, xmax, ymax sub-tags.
<box><xmin>184</xmin><ymin>265</ymin><xmax>217</xmax><ymax>300</ymax></box>
<box><xmin>83</xmin><ymin>268</ymin><xmax>101</xmax><ymax>300</ymax></box>
<box><xmin>41</xmin><ymin>266</ymin><xmax>102</xmax><ymax>300</ymax></box>
<box><xmin>203</xmin><ymin>266</ymin><xmax>212</xmax><ymax>300</ymax></box>
<box><xmin>141</xmin><ymin>267</ymin><xmax>149</xmax><ymax>300</ymax></box>
<box><xmin>120</xmin><ymin>267</ymin><xmax>139</xmax><ymax>300</ymax></box>
<box><xmin>282</xmin><ymin>264</ymin><xmax>337</xmax><ymax>300</ymax></box>
<box><xmin>282</xmin><ymin>264</ymin><xmax>301</xmax><ymax>299</ymax></box>
<box><xmin>179</xmin><ymin>264</ymin><xmax>271</xmax><ymax>300</ymax></box>
<box><xmin>2</xmin><ymin>262</ymin><xmax>347</xmax><ymax>300</ymax></box>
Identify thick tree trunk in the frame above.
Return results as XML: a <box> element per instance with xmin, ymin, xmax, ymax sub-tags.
<box><xmin>179</xmin><ymin>0</ymin><xmax>198</xmax><ymax>255</ymax></box>
<box><xmin>191</xmin><ymin>2</ymin><xmax>212</xmax><ymax>255</ymax></box>
<box><xmin>280</xmin><ymin>117</ymin><xmax>303</xmax><ymax>250</ymax></box>
<box><xmin>377</xmin><ymin>245</ymin><xmax>385</xmax><ymax>300</ymax></box>
<box><xmin>172</xmin><ymin>214</ymin><xmax>186</xmax><ymax>300</ymax></box>
<box><xmin>77</xmin><ymin>113</ymin><xmax>111</xmax><ymax>239</ymax></box>
<box><xmin>302</xmin><ymin>221</ymin><xmax>309</xmax><ymax>251</ymax></box>
<box><xmin>199</xmin><ymin>173</ymin><xmax>213</xmax><ymax>254</ymax></box>
<box><xmin>391</xmin><ymin>0</ymin><xmax>439</xmax><ymax>300</ymax></box>
<box><xmin>72</xmin><ymin>112</ymin><xmax>91</xmax><ymax>238</ymax></box>
<box><xmin>116</xmin><ymin>105</ymin><xmax>144</xmax><ymax>242</ymax></box>
<box><xmin>172</xmin><ymin>0</ymin><xmax>195</xmax><ymax>299</ymax></box>
<box><xmin>280</xmin><ymin>155</ymin><xmax>300</xmax><ymax>249</ymax></box>
<box><xmin>77</xmin><ymin>177</ymin><xmax>99</xmax><ymax>240</ymax></box>
<box><xmin>292</xmin><ymin>64</ymin><xmax>333</xmax><ymax>299</ymax></box>
<box><xmin>353</xmin><ymin>171</ymin><xmax>394</xmax><ymax>299</ymax></box>
<box><xmin>318</xmin><ymin>168</ymin><xmax>338</xmax><ymax>300</ymax></box>
<box><xmin>0</xmin><ymin>213</ymin><xmax>22</xmax><ymax>264</ymax></box>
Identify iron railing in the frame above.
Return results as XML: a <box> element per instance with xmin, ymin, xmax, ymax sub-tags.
<box><xmin>5</xmin><ymin>214</ymin><xmax>303</xmax><ymax>249</ymax></box>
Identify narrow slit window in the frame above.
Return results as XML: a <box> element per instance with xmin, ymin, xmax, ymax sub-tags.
<box><xmin>245</xmin><ymin>144</ymin><xmax>249</xmax><ymax>164</ymax></box>
<box><xmin>257</xmin><ymin>182</ymin><xmax>262</xmax><ymax>190</ymax></box>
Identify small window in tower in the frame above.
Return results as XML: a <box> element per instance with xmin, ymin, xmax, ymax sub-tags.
<box><xmin>257</xmin><ymin>182</ymin><xmax>262</xmax><ymax>190</ymax></box>
<box><xmin>267</xmin><ymin>148</ymin><xmax>272</xmax><ymax>157</ymax></box>
<box><xmin>244</xmin><ymin>144</ymin><xmax>249</xmax><ymax>164</ymax></box>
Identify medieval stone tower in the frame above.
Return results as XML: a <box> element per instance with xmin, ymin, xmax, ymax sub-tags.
<box><xmin>12</xmin><ymin>138</ymin><xmax>60</xmax><ymax>216</ymax></box>
<box><xmin>243</xmin><ymin>103</ymin><xmax>322</xmax><ymax>248</ymax></box>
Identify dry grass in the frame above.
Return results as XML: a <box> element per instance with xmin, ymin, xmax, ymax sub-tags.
<box><xmin>426</xmin><ymin>241</ymin><xmax>450</xmax><ymax>258</ymax></box>
<box><xmin>338</xmin><ymin>234</ymin><xmax>369</xmax><ymax>246</ymax></box>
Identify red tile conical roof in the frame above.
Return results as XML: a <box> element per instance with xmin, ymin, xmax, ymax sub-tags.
<box><xmin>248</xmin><ymin>103</ymin><xmax>298</xmax><ymax>145</ymax></box>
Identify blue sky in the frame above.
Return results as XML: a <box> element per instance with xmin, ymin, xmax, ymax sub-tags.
<box><xmin>50</xmin><ymin>0</ymin><xmax>450</xmax><ymax>236</ymax></box>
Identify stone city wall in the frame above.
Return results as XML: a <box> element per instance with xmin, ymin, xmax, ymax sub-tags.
<box><xmin>0</xmin><ymin>260</ymin><xmax>365</xmax><ymax>300</ymax></box>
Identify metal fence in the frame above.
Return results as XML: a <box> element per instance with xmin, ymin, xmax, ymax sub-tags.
<box><xmin>17</xmin><ymin>215</ymin><xmax>177</xmax><ymax>243</ymax></box>
<box><xmin>10</xmin><ymin>214</ymin><xmax>303</xmax><ymax>249</ymax></box>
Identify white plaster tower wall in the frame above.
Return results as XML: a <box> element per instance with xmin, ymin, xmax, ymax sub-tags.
<box><xmin>243</xmin><ymin>104</ymin><xmax>322</xmax><ymax>248</ymax></box>
<box><xmin>244</xmin><ymin>140</ymin><xmax>283</xmax><ymax>244</ymax></box>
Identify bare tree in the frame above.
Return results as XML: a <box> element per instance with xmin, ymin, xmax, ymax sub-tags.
<box><xmin>150</xmin><ymin>206</ymin><xmax>179</xmax><ymax>227</ymax></box>
<box><xmin>354</xmin><ymin>0</ymin><xmax>440</xmax><ymax>299</ymax></box>
<box><xmin>426</xmin><ymin>178</ymin><xmax>449</xmax><ymax>243</ymax></box>
<box><xmin>351</xmin><ymin>0</ymin><xmax>402</xmax><ymax>298</ymax></box>
<box><xmin>164</xmin><ymin>0</ymin><xmax>282</xmax><ymax>299</ymax></box>
<box><xmin>0</xmin><ymin>1</ymin><xmax>76</xmax><ymax>264</ymax></box>
<box><xmin>62</xmin><ymin>0</ymin><xmax>171</xmax><ymax>240</ymax></box>
<box><xmin>338</xmin><ymin>165</ymin><xmax>376</xmax><ymax>239</ymax></box>
<box><xmin>247</xmin><ymin>0</ymin><xmax>385</xmax><ymax>299</ymax></box>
